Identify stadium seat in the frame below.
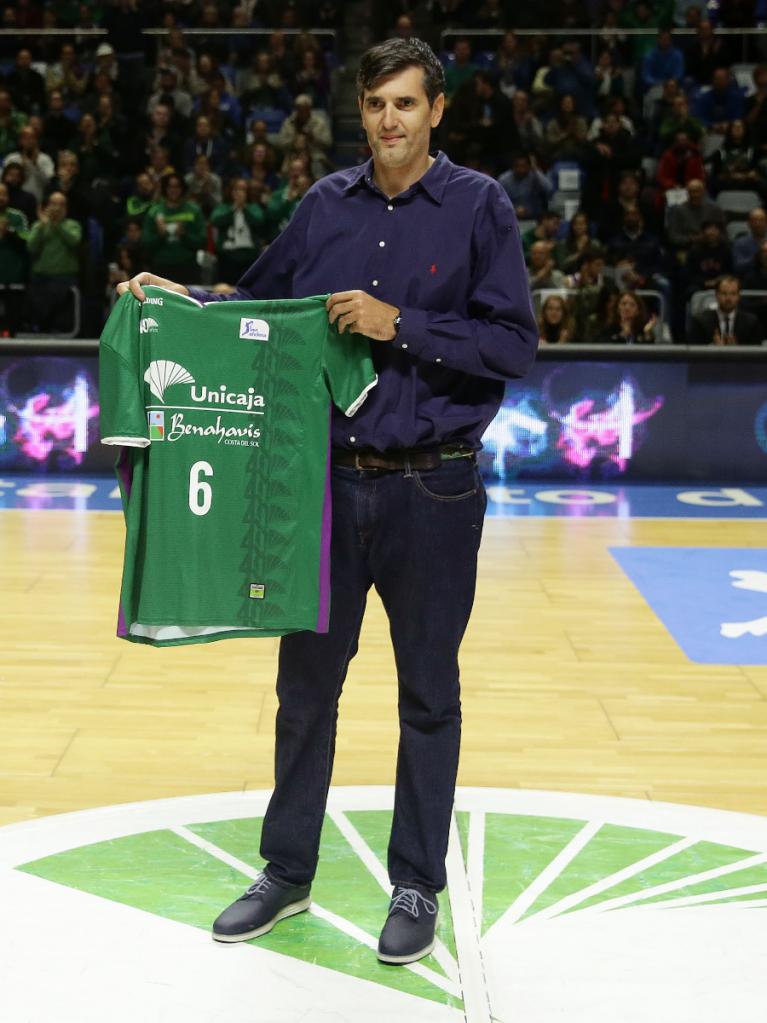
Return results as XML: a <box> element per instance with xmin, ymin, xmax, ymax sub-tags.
<box><xmin>732</xmin><ymin>63</ymin><xmax>757</xmax><ymax>95</ymax></box>
<box><xmin>726</xmin><ymin>220</ymin><xmax>750</xmax><ymax>241</ymax></box>
<box><xmin>716</xmin><ymin>190</ymin><xmax>762</xmax><ymax>218</ymax></box>
<box><xmin>688</xmin><ymin>289</ymin><xmax>718</xmax><ymax>319</ymax></box>
<box><xmin>550</xmin><ymin>160</ymin><xmax>582</xmax><ymax>192</ymax></box>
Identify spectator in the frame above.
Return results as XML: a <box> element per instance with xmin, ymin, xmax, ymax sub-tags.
<box><xmin>684</xmin><ymin>219</ymin><xmax>733</xmax><ymax>293</ymax></box>
<box><xmin>44</xmin><ymin>150</ymin><xmax>91</xmax><ymax>227</ymax></box>
<box><xmin>293</xmin><ymin>48</ymin><xmax>330</xmax><ymax>109</ymax></box>
<box><xmin>0</xmin><ymin>181</ymin><xmax>29</xmax><ymax>333</ymax></box>
<box><xmin>538</xmin><ymin>293</ymin><xmax>574</xmax><ymax>343</ymax></box>
<box><xmin>657</xmin><ymin>132</ymin><xmax>706</xmax><ymax>193</ymax></box>
<box><xmin>684</xmin><ymin>20</ymin><xmax>731</xmax><ymax>84</ymax></box>
<box><xmin>444</xmin><ymin>39</ymin><xmax>478</xmax><ymax>99</ymax></box>
<box><xmin>688</xmin><ymin>274</ymin><xmax>763</xmax><ymax>344</ymax></box>
<box><xmin>0</xmin><ymin>89</ymin><xmax>27</xmax><ymax>158</ymax></box>
<box><xmin>6</xmin><ymin>48</ymin><xmax>46</xmax><ymax>115</ymax></box>
<box><xmin>527</xmin><ymin>240</ymin><xmax>566</xmax><ymax>289</ymax></box>
<box><xmin>666</xmin><ymin>177</ymin><xmax>726</xmax><ymax>251</ymax></box>
<box><xmin>148</xmin><ymin>66</ymin><xmax>194</xmax><ymax>121</ymax></box>
<box><xmin>658</xmin><ymin>93</ymin><xmax>704</xmax><ymax>150</ymax></box>
<box><xmin>545</xmin><ymin>93</ymin><xmax>588</xmax><ymax>162</ymax></box>
<box><xmin>597</xmin><ymin>289</ymin><xmax>660</xmax><ymax>343</ymax></box>
<box><xmin>593</xmin><ymin>49</ymin><xmax>629</xmax><ymax>108</ymax></box>
<box><xmin>194</xmin><ymin>6</ymin><xmax>230</xmax><ymax>65</ymax></box>
<box><xmin>733</xmin><ymin>207</ymin><xmax>767</xmax><ymax>277</ymax></box>
<box><xmin>146</xmin><ymin>144</ymin><xmax>177</xmax><ymax>190</ymax></box>
<box><xmin>190</xmin><ymin>52</ymin><xmax>234</xmax><ymax>99</ymax></box>
<box><xmin>211</xmin><ymin>177</ymin><xmax>268</xmax><ymax>284</ymax></box>
<box><xmin>582</xmin><ymin>111</ymin><xmax>641</xmax><ymax>216</ymax></box>
<box><xmin>41</xmin><ymin>90</ymin><xmax>75</xmax><ymax>157</ymax></box>
<box><xmin>649</xmin><ymin>78</ymin><xmax>682</xmax><ymax>147</ymax></box>
<box><xmin>4</xmin><ymin>124</ymin><xmax>55</xmax><ymax>204</ymax></box>
<box><xmin>641</xmin><ymin>29</ymin><xmax>685</xmax><ymax>91</ymax></box>
<box><xmin>545</xmin><ymin>42</ymin><xmax>596</xmax><ymax>119</ymax></box>
<box><xmin>745</xmin><ymin>64</ymin><xmax>767</xmax><ymax>163</ymax></box>
<box><xmin>142</xmin><ymin>173</ymin><xmax>206</xmax><ymax>284</ymax></box>
<box><xmin>608</xmin><ymin>208</ymin><xmax>668</xmax><ymax>292</ymax></box>
<box><xmin>182</xmin><ymin>114</ymin><xmax>228</xmax><ymax>174</ymax></box>
<box><xmin>142</xmin><ymin>103</ymin><xmax>183</xmax><ymax>174</ymax></box>
<box><xmin>1</xmin><ymin>161</ymin><xmax>36</xmax><ymax>225</ymax></box>
<box><xmin>555</xmin><ymin>210</ymin><xmax>601</xmax><ymax>273</ymax></box>
<box><xmin>276</xmin><ymin>94</ymin><xmax>332</xmax><ymax>179</ymax></box>
<box><xmin>710</xmin><ymin>119</ymin><xmax>766</xmax><ymax>199</ymax></box>
<box><xmin>25</xmin><ymin>191</ymin><xmax>82</xmax><ymax>332</ymax></box>
<box><xmin>199</xmin><ymin>80</ymin><xmax>243</xmax><ymax>136</ymax></box>
<box><xmin>46</xmin><ymin>43</ymin><xmax>88</xmax><ymax>103</ymax></box>
<box><xmin>238</xmin><ymin>52</ymin><xmax>293</xmax><ymax>116</ymax></box>
<box><xmin>460</xmin><ymin>71</ymin><xmax>520</xmax><ymax>173</ymax></box>
<box><xmin>266</xmin><ymin>30</ymin><xmax>297</xmax><ymax>83</ymax></box>
<box><xmin>621</xmin><ymin>0</ymin><xmax>663</xmax><ymax>62</ymax></box>
<box><xmin>742</xmin><ymin>238</ymin><xmax>767</xmax><ymax>319</ymax></box>
<box><xmin>266</xmin><ymin>157</ymin><xmax>313</xmax><ymax>236</ymax></box>
<box><xmin>96</xmin><ymin>95</ymin><xmax>130</xmax><ymax>167</ymax></box>
<box><xmin>498</xmin><ymin>153</ymin><xmax>553</xmax><ymax>219</ymax></box>
<box><xmin>495</xmin><ymin>30</ymin><xmax>533</xmax><ymax>96</ymax></box>
<box><xmin>185</xmin><ymin>152</ymin><xmax>223</xmax><ymax>216</ymax></box>
<box><xmin>570</xmin><ymin>248</ymin><xmax>615</xmax><ymax>341</ymax></box>
<box><xmin>72</xmin><ymin>112</ymin><xmax>116</xmax><ymax>182</ymax></box>
<box><xmin>588</xmin><ymin>96</ymin><xmax>635</xmax><ymax>140</ymax></box>
<box><xmin>94</xmin><ymin>42</ymin><xmax>120</xmax><ymax>87</ymax></box>
<box><xmin>511</xmin><ymin>91</ymin><xmax>543</xmax><ymax>154</ymax></box>
<box><xmin>521</xmin><ymin>208</ymin><xmax>562</xmax><ymax>258</ymax></box>
<box><xmin>125</xmin><ymin>171</ymin><xmax>158</xmax><ymax>226</ymax></box>
<box><xmin>597</xmin><ymin>170</ymin><xmax>658</xmax><ymax>240</ymax></box>
<box><xmin>246</xmin><ymin>141</ymin><xmax>281</xmax><ymax>190</ymax></box>
<box><xmin>696</xmin><ymin>67</ymin><xmax>745</xmax><ymax>132</ymax></box>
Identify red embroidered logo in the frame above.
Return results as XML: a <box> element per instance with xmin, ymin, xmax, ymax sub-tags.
<box><xmin>430</xmin><ymin>263</ymin><xmax>437</xmax><ymax>274</ymax></box>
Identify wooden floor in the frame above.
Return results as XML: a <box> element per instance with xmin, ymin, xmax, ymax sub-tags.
<box><xmin>1</xmin><ymin>509</ymin><xmax>766</xmax><ymax>828</ymax></box>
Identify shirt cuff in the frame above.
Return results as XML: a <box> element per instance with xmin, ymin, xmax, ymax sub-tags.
<box><xmin>391</xmin><ymin>307</ymin><xmax>440</xmax><ymax>362</ymax></box>
<box><xmin>186</xmin><ymin>286</ymin><xmax>211</xmax><ymax>304</ymax></box>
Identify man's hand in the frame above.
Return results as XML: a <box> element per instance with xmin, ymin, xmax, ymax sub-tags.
<box><xmin>326</xmin><ymin>290</ymin><xmax>400</xmax><ymax>341</ymax></box>
<box><xmin>116</xmin><ymin>271</ymin><xmax>190</xmax><ymax>301</ymax></box>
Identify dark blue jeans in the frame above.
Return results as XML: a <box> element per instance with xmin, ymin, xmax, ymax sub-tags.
<box><xmin>260</xmin><ymin>456</ymin><xmax>487</xmax><ymax>893</ymax></box>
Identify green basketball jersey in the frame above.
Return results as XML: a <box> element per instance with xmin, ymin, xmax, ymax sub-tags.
<box><xmin>99</xmin><ymin>286</ymin><xmax>377</xmax><ymax>646</ymax></box>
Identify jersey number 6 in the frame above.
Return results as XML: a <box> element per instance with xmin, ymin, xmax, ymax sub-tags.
<box><xmin>189</xmin><ymin>461</ymin><xmax>214</xmax><ymax>517</ymax></box>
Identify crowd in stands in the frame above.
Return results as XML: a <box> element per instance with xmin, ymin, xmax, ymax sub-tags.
<box><xmin>0</xmin><ymin>0</ymin><xmax>765</xmax><ymax>345</ymax></box>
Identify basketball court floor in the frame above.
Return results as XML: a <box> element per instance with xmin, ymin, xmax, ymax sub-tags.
<box><xmin>1</xmin><ymin>476</ymin><xmax>766</xmax><ymax>1022</ymax></box>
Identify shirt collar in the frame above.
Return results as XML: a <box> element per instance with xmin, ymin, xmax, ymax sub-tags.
<box><xmin>342</xmin><ymin>151</ymin><xmax>450</xmax><ymax>205</ymax></box>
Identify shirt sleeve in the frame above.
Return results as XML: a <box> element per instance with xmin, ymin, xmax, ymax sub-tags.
<box><xmin>391</xmin><ymin>183</ymin><xmax>538</xmax><ymax>381</ymax></box>
<box><xmin>99</xmin><ymin>291</ymin><xmax>149</xmax><ymax>447</ymax></box>
<box><xmin>322</xmin><ymin>319</ymin><xmax>378</xmax><ymax>417</ymax></box>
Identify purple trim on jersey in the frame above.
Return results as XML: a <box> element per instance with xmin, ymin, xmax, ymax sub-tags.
<box><xmin>115</xmin><ymin>448</ymin><xmax>133</xmax><ymax>639</ymax></box>
<box><xmin>316</xmin><ymin>430</ymin><xmax>332</xmax><ymax>633</ymax></box>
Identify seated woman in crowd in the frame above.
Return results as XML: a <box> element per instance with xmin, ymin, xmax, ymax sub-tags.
<box><xmin>538</xmin><ymin>293</ymin><xmax>575</xmax><ymax>344</ymax></box>
<box><xmin>142</xmin><ymin>173</ymin><xmax>206</xmax><ymax>285</ymax></box>
<box><xmin>710</xmin><ymin>119</ymin><xmax>766</xmax><ymax>200</ymax></box>
<box><xmin>554</xmin><ymin>210</ymin><xmax>603</xmax><ymax>274</ymax></box>
<box><xmin>545</xmin><ymin>93</ymin><xmax>588</xmax><ymax>163</ymax></box>
<box><xmin>597</xmin><ymin>289</ymin><xmax>660</xmax><ymax>343</ymax></box>
<box><xmin>210</xmin><ymin>177</ymin><xmax>268</xmax><ymax>285</ymax></box>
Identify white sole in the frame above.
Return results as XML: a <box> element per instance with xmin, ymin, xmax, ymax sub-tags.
<box><xmin>212</xmin><ymin>897</ymin><xmax>311</xmax><ymax>943</ymax></box>
<box><xmin>376</xmin><ymin>939</ymin><xmax>435</xmax><ymax>965</ymax></box>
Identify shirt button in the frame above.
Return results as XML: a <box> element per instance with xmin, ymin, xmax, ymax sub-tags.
<box><xmin>350</xmin><ymin>436</ymin><xmax>356</xmax><ymax>443</ymax></box>
<box><xmin>379</xmin><ymin>240</ymin><xmax>385</xmax><ymax>247</ymax></box>
<box><xmin>387</xmin><ymin>204</ymin><xmax>394</xmax><ymax>211</ymax></box>
<box><xmin>436</xmin><ymin>358</ymin><xmax>442</xmax><ymax>363</ymax></box>
<box><xmin>401</xmin><ymin>343</ymin><xmax>408</xmax><ymax>349</ymax></box>
<box><xmin>372</xmin><ymin>279</ymin><xmax>379</xmax><ymax>286</ymax></box>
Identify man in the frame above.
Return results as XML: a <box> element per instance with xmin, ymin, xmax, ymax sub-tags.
<box><xmin>696</xmin><ymin>67</ymin><xmax>744</xmax><ymax>132</ymax></box>
<box><xmin>0</xmin><ymin>180</ymin><xmax>29</xmax><ymax>333</ymax></box>
<box><xmin>733</xmin><ymin>207</ymin><xmax>767</xmax><ymax>277</ymax></box>
<box><xmin>688</xmin><ymin>274</ymin><xmax>763</xmax><ymax>345</ymax></box>
<box><xmin>666</xmin><ymin>177</ymin><xmax>725</xmax><ymax>253</ymax></box>
<box><xmin>3</xmin><ymin>124</ymin><xmax>55</xmax><ymax>204</ymax></box>
<box><xmin>684</xmin><ymin>219</ymin><xmax>732</xmax><ymax>294</ymax></box>
<box><xmin>569</xmin><ymin>247</ymin><xmax>614</xmax><ymax>341</ymax></box>
<box><xmin>498</xmin><ymin>153</ymin><xmax>552</xmax><ymax>220</ymax></box>
<box><xmin>607</xmin><ymin>208</ymin><xmax>669</xmax><ymax>296</ymax></box>
<box><xmin>6</xmin><ymin>48</ymin><xmax>46</xmax><ymax>115</ymax></box>
<box><xmin>527</xmin><ymin>239</ymin><xmax>565</xmax><ymax>289</ymax></box>
<box><xmin>118</xmin><ymin>38</ymin><xmax>536</xmax><ymax>965</ymax></box>
<box><xmin>641</xmin><ymin>29</ymin><xmax>685</xmax><ymax>91</ymax></box>
<box><xmin>276</xmin><ymin>94</ymin><xmax>332</xmax><ymax>178</ymax></box>
<box><xmin>25</xmin><ymin>191</ymin><xmax>81</xmax><ymax>332</ymax></box>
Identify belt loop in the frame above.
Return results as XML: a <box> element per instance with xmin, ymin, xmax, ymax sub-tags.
<box><xmin>354</xmin><ymin>453</ymin><xmax>362</xmax><ymax>472</ymax></box>
<box><xmin>403</xmin><ymin>453</ymin><xmax>412</xmax><ymax>478</ymax></box>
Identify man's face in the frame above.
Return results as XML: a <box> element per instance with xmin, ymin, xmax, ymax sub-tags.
<box><xmin>688</xmin><ymin>180</ymin><xmax>705</xmax><ymax>205</ymax></box>
<box><xmin>47</xmin><ymin>193</ymin><xmax>67</xmax><ymax>219</ymax></box>
<box><xmin>50</xmin><ymin>91</ymin><xmax>64</xmax><ymax>112</ymax></box>
<box><xmin>749</xmin><ymin>208</ymin><xmax>767</xmax><ymax>237</ymax></box>
<box><xmin>18</xmin><ymin>126</ymin><xmax>34</xmax><ymax>149</ymax></box>
<box><xmin>704</xmin><ymin>223</ymin><xmax>721</xmax><ymax>246</ymax></box>
<box><xmin>17</xmin><ymin>49</ymin><xmax>31</xmax><ymax>70</ymax></box>
<box><xmin>153</xmin><ymin>105</ymin><xmax>170</xmax><ymax>129</ymax></box>
<box><xmin>713</xmin><ymin>68</ymin><xmax>728</xmax><ymax>91</ymax></box>
<box><xmin>455</xmin><ymin>41</ymin><xmax>471</xmax><ymax>63</ymax></box>
<box><xmin>619</xmin><ymin>175</ymin><xmax>638</xmax><ymax>200</ymax></box>
<box><xmin>530</xmin><ymin>242</ymin><xmax>549</xmax><ymax>268</ymax></box>
<box><xmin>716</xmin><ymin>280</ymin><xmax>739</xmax><ymax>313</ymax></box>
<box><xmin>360</xmin><ymin>66</ymin><xmax>444</xmax><ymax>176</ymax></box>
<box><xmin>513</xmin><ymin>157</ymin><xmax>530</xmax><ymax>179</ymax></box>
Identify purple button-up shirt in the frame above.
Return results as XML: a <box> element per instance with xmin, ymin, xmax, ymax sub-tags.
<box><xmin>189</xmin><ymin>151</ymin><xmax>537</xmax><ymax>451</ymax></box>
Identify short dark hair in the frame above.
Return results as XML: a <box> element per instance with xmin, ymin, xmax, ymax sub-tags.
<box><xmin>356</xmin><ymin>37</ymin><xmax>445</xmax><ymax>106</ymax></box>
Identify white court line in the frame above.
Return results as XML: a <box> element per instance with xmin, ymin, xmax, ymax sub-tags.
<box><xmin>171</xmin><ymin>825</ymin><xmax>459</xmax><ymax>998</ymax></box>
<box><xmin>572</xmin><ymin>851</ymin><xmax>767</xmax><ymax>917</ymax></box>
<box><xmin>623</xmin><ymin>881</ymin><xmax>767</xmax><ymax>912</ymax></box>
<box><xmin>446</xmin><ymin>814</ymin><xmax>492</xmax><ymax>1023</ymax></box>
<box><xmin>466</xmin><ymin>812</ymin><xmax>485</xmax><ymax>938</ymax></box>
<box><xmin>488</xmin><ymin>819</ymin><xmax>603</xmax><ymax>935</ymax></box>
<box><xmin>327</xmin><ymin>809</ymin><xmax>459</xmax><ymax>986</ymax></box>
<box><xmin>531</xmin><ymin>836</ymin><xmax>697</xmax><ymax>921</ymax></box>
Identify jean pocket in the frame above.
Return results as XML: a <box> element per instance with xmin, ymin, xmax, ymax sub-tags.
<box><xmin>412</xmin><ymin>461</ymin><xmax>479</xmax><ymax>502</ymax></box>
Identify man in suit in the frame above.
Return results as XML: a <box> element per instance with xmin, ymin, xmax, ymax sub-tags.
<box><xmin>688</xmin><ymin>274</ymin><xmax>764</xmax><ymax>345</ymax></box>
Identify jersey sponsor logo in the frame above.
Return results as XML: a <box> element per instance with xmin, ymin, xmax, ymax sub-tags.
<box><xmin>239</xmin><ymin>317</ymin><xmax>270</xmax><ymax>341</ymax></box>
<box><xmin>139</xmin><ymin>317</ymin><xmax>160</xmax><ymax>334</ymax></box>
<box><xmin>189</xmin><ymin>385</ymin><xmax>265</xmax><ymax>412</ymax></box>
<box><xmin>249</xmin><ymin>583</ymin><xmax>265</xmax><ymax>599</ymax></box>
<box><xmin>144</xmin><ymin>361</ymin><xmax>195</xmax><ymax>402</ymax></box>
<box><xmin>148</xmin><ymin>410</ymin><xmax>165</xmax><ymax>441</ymax></box>
<box><xmin>167</xmin><ymin>413</ymin><xmax>261</xmax><ymax>446</ymax></box>
<box><xmin>143</xmin><ymin>297</ymin><xmax>164</xmax><ymax>306</ymax></box>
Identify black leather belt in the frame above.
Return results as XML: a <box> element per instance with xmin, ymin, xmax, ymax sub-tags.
<box><xmin>331</xmin><ymin>444</ymin><xmax>475</xmax><ymax>471</ymax></box>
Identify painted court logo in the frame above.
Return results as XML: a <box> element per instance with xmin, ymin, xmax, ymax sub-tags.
<box><xmin>239</xmin><ymin>317</ymin><xmax>269</xmax><ymax>342</ymax></box>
